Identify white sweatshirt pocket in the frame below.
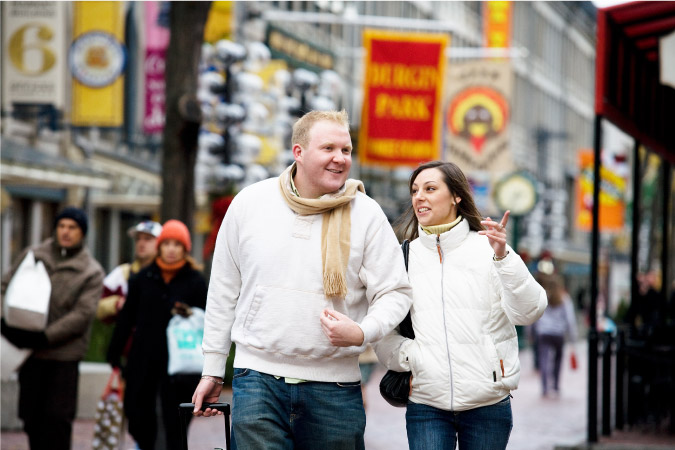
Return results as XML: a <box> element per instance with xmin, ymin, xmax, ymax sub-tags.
<box><xmin>242</xmin><ymin>284</ymin><xmax>339</xmax><ymax>358</ymax></box>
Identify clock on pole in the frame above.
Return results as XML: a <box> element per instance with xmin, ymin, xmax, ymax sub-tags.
<box><xmin>494</xmin><ymin>171</ymin><xmax>538</xmax><ymax>216</ymax></box>
<box><xmin>493</xmin><ymin>171</ymin><xmax>537</xmax><ymax>256</ymax></box>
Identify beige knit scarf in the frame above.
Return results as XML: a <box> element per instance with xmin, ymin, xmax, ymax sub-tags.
<box><xmin>279</xmin><ymin>163</ymin><xmax>365</xmax><ymax>299</ymax></box>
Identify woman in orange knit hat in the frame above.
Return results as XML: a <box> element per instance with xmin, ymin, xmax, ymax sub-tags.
<box><xmin>108</xmin><ymin>219</ymin><xmax>207</xmax><ymax>450</ymax></box>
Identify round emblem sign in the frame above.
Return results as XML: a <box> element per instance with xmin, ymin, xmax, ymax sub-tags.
<box><xmin>69</xmin><ymin>31</ymin><xmax>125</xmax><ymax>88</ymax></box>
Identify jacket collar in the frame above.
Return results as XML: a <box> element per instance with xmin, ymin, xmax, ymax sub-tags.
<box><xmin>33</xmin><ymin>238</ymin><xmax>91</xmax><ymax>272</ymax></box>
<box><xmin>417</xmin><ymin>218</ymin><xmax>470</xmax><ymax>252</ymax></box>
<box><xmin>145</xmin><ymin>259</ymin><xmax>192</xmax><ymax>281</ymax></box>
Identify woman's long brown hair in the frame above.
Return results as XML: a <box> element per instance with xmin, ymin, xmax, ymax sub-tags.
<box><xmin>395</xmin><ymin>161</ymin><xmax>485</xmax><ymax>241</ymax></box>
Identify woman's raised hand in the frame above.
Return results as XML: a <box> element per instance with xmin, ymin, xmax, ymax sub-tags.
<box><xmin>479</xmin><ymin>210</ymin><xmax>510</xmax><ymax>258</ymax></box>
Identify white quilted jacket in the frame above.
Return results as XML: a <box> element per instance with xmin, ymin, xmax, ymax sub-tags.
<box><xmin>375</xmin><ymin>219</ymin><xmax>547</xmax><ymax>411</ymax></box>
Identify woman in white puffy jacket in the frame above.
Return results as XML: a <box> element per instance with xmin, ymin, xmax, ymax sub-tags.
<box><xmin>375</xmin><ymin>161</ymin><xmax>547</xmax><ymax>450</ymax></box>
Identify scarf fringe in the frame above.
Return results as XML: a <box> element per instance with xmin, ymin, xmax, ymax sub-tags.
<box><xmin>323</xmin><ymin>272</ymin><xmax>347</xmax><ymax>299</ymax></box>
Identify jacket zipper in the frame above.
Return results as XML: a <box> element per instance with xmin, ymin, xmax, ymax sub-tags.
<box><xmin>437</xmin><ymin>234</ymin><xmax>454</xmax><ymax>409</ymax></box>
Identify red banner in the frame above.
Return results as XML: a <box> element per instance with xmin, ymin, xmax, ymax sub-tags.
<box><xmin>359</xmin><ymin>30</ymin><xmax>448</xmax><ymax>167</ymax></box>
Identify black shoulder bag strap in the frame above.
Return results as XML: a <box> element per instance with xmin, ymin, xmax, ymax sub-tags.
<box><xmin>398</xmin><ymin>240</ymin><xmax>414</xmax><ymax>340</ymax></box>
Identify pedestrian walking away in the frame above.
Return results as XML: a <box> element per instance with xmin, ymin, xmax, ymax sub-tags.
<box><xmin>1</xmin><ymin>206</ymin><xmax>105</xmax><ymax>450</ymax></box>
<box><xmin>533</xmin><ymin>272</ymin><xmax>578</xmax><ymax>399</ymax></box>
<box><xmin>107</xmin><ymin>219</ymin><xmax>207</xmax><ymax>450</ymax></box>
<box><xmin>192</xmin><ymin>109</ymin><xmax>413</xmax><ymax>450</ymax></box>
<box><xmin>375</xmin><ymin>161</ymin><xmax>547</xmax><ymax>450</ymax></box>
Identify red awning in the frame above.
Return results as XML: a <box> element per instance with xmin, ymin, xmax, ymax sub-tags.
<box><xmin>595</xmin><ymin>1</ymin><xmax>675</xmax><ymax>163</ymax></box>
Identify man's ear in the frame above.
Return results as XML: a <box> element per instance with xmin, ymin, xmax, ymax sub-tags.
<box><xmin>292</xmin><ymin>143</ymin><xmax>303</xmax><ymax>161</ymax></box>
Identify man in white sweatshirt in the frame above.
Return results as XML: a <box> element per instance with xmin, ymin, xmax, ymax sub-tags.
<box><xmin>192</xmin><ymin>109</ymin><xmax>412</xmax><ymax>449</ymax></box>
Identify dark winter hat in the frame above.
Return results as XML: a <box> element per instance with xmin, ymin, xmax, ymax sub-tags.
<box><xmin>54</xmin><ymin>206</ymin><xmax>88</xmax><ymax>236</ymax></box>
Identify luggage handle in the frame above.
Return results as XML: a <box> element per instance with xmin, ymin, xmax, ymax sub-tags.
<box><xmin>178</xmin><ymin>402</ymin><xmax>231</xmax><ymax>450</ymax></box>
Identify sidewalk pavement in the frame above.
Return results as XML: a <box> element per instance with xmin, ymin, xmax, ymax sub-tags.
<box><xmin>3</xmin><ymin>341</ymin><xmax>675</xmax><ymax>449</ymax></box>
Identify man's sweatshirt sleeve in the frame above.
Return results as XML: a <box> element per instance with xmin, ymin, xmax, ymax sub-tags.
<box><xmin>202</xmin><ymin>200</ymin><xmax>242</xmax><ymax>378</ymax></box>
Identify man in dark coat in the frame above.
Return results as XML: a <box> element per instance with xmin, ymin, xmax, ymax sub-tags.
<box><xmin>1</xmin><ymin>206</ymin><xmax>105</xmax><ymax>450</ymax></box>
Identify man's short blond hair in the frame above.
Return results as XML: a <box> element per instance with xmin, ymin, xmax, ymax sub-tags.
<box><xmin>291</xmin><ymin>110</ymin><xmax>350</xmax><ymax>149</ymax></box>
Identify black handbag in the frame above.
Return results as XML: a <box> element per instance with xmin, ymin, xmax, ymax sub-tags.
<box><xmin>379</xmin><ymin>240</ymin><xmax>415</xmax><ymax>408</ymax></box>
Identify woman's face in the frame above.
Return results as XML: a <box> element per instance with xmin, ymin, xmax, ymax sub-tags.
<box><xmin>411</xmin><ymin>167</ymin><xmax>459</xmax><ymax>227</ymax></box>
<box><xmin>159</xmin><ymin>239</ymin><xmax>186</xmax><ymax>264</ymax></box>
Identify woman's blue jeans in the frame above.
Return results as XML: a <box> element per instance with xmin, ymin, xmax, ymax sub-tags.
<box><xmin>231</xmin><ymin>368</ymin><xmax>366</xmax><ymax>450</ymax></box>
<box><xmin>405</xmin><ymin>396</ymin><xmax>513</xmax><ymax>450</ymax></box>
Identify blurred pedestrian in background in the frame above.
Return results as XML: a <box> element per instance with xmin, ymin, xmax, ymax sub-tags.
<box><xmin>107</xmin><ymin>219</ymin><xmax>207</xmax><ymax>450</ymax></box>
<box><xmin>375</xmin><ymin>161</ymin><xmax>547</xmax><ymax>450</ymax></box>
<box><xmin>358</xmin><ymin>344</ymin><xmax>379</xmax><ymax>410</ymax></box>
<box><xmin>1</xmin><ymin>206</ymin><xmax>104</xmax><ymax>450</ymax></box>
<box><xmin>192</xmin><ymin>109</ymin><xmax>412</xmax><ymax>450</ymax></box>
<box><xmin>626</xmin><ymin>270</ymin><xmax>663</xmax><ymax>341</ymax></box>
<box><xmin>533</xmin><ymin>273</ymin><xmax>578</xmax><ymax>399</ymax></box>
<box><xmin>97</xmin><ymin>220</ymin><xmax>162</xmax><ymax>323</ymax></box>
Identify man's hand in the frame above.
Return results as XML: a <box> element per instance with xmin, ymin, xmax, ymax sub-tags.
<box><xmin>320</xmin><ymin>309</ymin><xmax>364</xmax><ymax>347</ymax></box>
<box><xmin>192</xmin><ymin>377</ymin><xmax>224</xmax><ymax>417</ymax></box>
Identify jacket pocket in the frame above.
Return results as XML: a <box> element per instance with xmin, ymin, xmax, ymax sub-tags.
<box><xmin>242</xmin><ymin>284</ymin><xmax>338</xmax><ymax>358</ymax></box>
<box><xmin>493</xmin><ymin>336</ymin><xmax>520</xmax><ymax>389</ymax></box>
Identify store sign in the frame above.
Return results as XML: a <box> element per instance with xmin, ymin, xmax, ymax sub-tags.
<box><xmin>575</xmin><ymin>150</ymin><xmax>626</xmax><ymax>232</ymax></box>
<box><xmin>359</xmin><ymin>29</ymin><xmax>448</xmax><ymax>167</ymax></box>
<box><xmin>2</xmin><ymin>1</ymin><xmax>66</xmax><ymax>107</ymax></box>
<box><xmin>71</xmin><ymin>1</ymin><xmax>125</xmax><ymax>127</ymax></box>
<box><xmin>445</xmin><ymin>60</ymin><xmax>514</xmax><ymax>174</ymax></box>
<box><xmin>69</xmin><ymin>31</ymin><xmax>125</xmax><ymax>88</ymax></box>
<box><xmin>266</xmin><ymin>25</ymin><xmax>334</xmax><ymax>71</ymax></box>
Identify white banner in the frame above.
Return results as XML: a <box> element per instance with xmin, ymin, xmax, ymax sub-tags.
<box><xmin>2</xmin><ymin>1</ymin><xmax>66</xmax><ymax>108</ymax></box>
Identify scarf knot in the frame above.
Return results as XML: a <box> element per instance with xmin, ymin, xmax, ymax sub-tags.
<box><xmin>278</xmin><ymin>163</ymin><xmax>364</xmax><ymax>299</ymax></box>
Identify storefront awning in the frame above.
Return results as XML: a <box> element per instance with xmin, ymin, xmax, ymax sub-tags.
<box><xmin>595</xmin><ymin>1</ymin><xmax>675</xmax><ymax>162</ymax></box>
<box><xmin>0</xmin><ymin>138</ymin><xmax>111</xmax><ymax>189</ymax></box>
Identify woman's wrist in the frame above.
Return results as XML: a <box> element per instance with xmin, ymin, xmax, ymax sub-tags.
<box><xmin>493</xmin><ymin>250</ymin><xmax>509</xmax><ymax>261</ymax></box>
<box><xmin>201</xmin><ymin>375</ymin><xmax>224</xmax><ymax>385</ymax></box>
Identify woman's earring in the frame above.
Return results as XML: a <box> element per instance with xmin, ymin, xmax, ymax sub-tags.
<box><xmin>452</xmin><ymin>202</ymin><xmax>456</xmax><ymax>206</ymax></box>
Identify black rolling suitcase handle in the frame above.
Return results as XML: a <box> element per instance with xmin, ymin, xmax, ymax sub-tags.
<box><xmin>178</xmin><ymin>402</ymin><xmax>231</xmax><ymax>450</ymax></box>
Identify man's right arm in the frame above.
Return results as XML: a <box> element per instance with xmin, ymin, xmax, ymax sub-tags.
<box><xmin>201</xmin><ymin>200</ymin><xmax>242</xmax><ymax>378</ymax></box>
<box><xmin>195</xmin><ymin>201</ymin><xmax>242</xmax><ymax>416</ymax></box>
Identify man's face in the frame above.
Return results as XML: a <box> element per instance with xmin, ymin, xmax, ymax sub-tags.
<box><xmin>134</xmin><ymin>232</ymin><xmax>157</xmax><ymax>262</ymax></box>
<box><xmin>56</xmin><ymin>218</ymin><xmax>84</xmax><ymax>248</ymax></box>
<box><xmin>293</xmin><ymin>120</ymin><xmax>352</xmax><ymax>198</ymax></box>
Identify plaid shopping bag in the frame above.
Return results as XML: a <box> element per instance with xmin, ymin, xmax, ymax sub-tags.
<box><xmin>92</xmin><ymin>368</ymin><xmax>125</xmax><ymax>450</ymax></box>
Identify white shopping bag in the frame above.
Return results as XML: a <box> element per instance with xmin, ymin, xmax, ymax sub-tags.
<box><xmin>1</xmin><ymin>335</ymin><xmax>31</xmax><ymax>380</ymax></box>
<box><xmin>167</xmin><ymin>307</ymin><xmax>205</xmax><ymax>375</ymax></box>
<box><xmin>3</xmin><ymin>250</ymin><xmax>51</xmax><ymax>331</ymax></box>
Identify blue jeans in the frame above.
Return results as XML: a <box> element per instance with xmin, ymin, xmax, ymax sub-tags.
<box><xmin>231</xmin><ymin>368</ymin><xmax>366</xmax><ymax>450</ymax></box>
<box><xmin>406</xmin><ymin>396</ymin><xmax>513</xmax><ymax>450</ymax></box>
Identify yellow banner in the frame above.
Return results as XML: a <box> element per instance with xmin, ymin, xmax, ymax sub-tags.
<box><xmin>483</xmin><ymin>1</ymin><xmax>512</xmax><ymax>48</ymax></box>
<box><xmin>575</xmin><ymin>150</ymin><xmax>626</xmax><ymax>232</ymax></box>
<box><xmin>71</xmin><ymin>1</ymin><xmax>125</xmax><ymax>126</ymax></box>
<box><xmin>204</xmin><ymin>1</ymin><xmax>234</xmax><ymax>43</ymax></box>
